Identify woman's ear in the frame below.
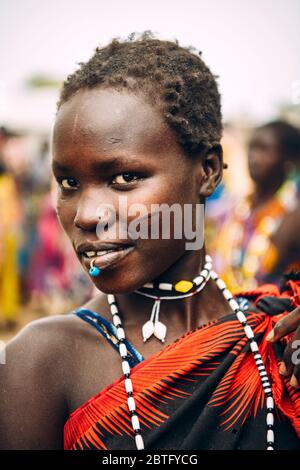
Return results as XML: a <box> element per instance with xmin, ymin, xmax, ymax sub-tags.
<box><xmin>197</xmin><ymin>144</ymin><xmax>224</xmax><ymax>198</ymax></box>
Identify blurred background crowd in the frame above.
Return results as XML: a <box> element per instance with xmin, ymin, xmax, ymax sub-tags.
<box><xmin>0</xmin><ymin>125</ymin><xmax>94</xmax><ymax>336</ymax></box>
<box><xmin>1</xmin><ymin>0</ymin><xmax>300</xmax><ymax>340</ymax></box>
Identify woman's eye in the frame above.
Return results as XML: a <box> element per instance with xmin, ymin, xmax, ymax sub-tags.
<box><xmin>111</xmin><ymin>172</ymin><xmax>143</xmax><ymax>186</ymax></box>
<box><xmin>59</xmin><ymin>178</ymin><xmax>79</xmax><ymax>190</ymax></box>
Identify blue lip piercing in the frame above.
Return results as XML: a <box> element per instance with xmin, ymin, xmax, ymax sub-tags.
<box><xmin>89</xmin><ymin>213</ymin><xmax>103</xmax><ymax>277</ymax></box>
<box><xmin>89</xmin><ymin>258</ymin><xmax>101</xmax><ymax>277</ymax></box>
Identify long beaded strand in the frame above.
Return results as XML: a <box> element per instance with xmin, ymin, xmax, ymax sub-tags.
<box><xmin>104</xmin><ymin>256</ymin><xmax>275</xmax><ymax>450</ymax></box>
<box><xmin>210</xmin><ymin>269</ymin><xmax>275</xmax><ymax>450</ymax></box>
<box><xmin>107</xmin><ymin>293</ymin><xmax>145</xmax><ymax>450</ymax></box>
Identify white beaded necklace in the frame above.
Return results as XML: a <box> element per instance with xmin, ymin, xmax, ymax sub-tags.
<box><xmin>95</xmin><ymin>255</ymin><xmax>275</xmax><ymax>450</ymax></box>
<box><xmin>134</xmin><ymin>255</ymin><xmax>213</xmax><ymax>343</ymax></box>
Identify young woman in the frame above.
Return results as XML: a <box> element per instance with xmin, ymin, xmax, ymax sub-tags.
<box><xmin>1</xmin><ymin>32</ymin><xmax>300</xmax><ymax>451</ymax></box>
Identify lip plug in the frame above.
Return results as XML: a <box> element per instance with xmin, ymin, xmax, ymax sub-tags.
<box><xmin>89</xmin><ymin>259</ymin><xmax>101</xmax><ymax>277</ymax></box>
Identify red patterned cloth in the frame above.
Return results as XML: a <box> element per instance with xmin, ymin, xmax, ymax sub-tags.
<box><xmin>64</xmin><ymin>280</ymin><xmax>300</xmax><ymax>450</ymax></box>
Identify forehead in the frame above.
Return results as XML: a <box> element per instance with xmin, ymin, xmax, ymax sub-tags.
<box><xmin>250</xmin><ymin>127</ymin><xmax>277</xmax><ymax>147</ymax></box>
<box><xmin>52</xmin><ymin>88</ymin><xmax>179</xmax><ymax>160</ymax></box>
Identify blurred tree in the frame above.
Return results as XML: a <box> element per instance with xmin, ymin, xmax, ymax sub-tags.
<box><xmin>25</xmin><ymin>74</ymin><xmax>62</xmax><ymax>89</ymax></box>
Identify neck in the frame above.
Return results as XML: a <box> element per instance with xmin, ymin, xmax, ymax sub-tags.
<box><xmin>114</xmin><ymin>246</ymin><xmax>233</xmax><ymax>334</ymax></box>
<box><xmin>252</xmin><ymin>174</ymin><xmax>285</xmax><ymax>208</ymax></box>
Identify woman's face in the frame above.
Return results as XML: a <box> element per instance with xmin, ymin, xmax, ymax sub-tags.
<box><xmin>248</xmin><ymin>127</ymin><xmax>284</xmax><ymax>185</ymax></box>
<box><xmin>52</xmin><ymin>88</ymin><xmax>210</xmax><ymax>293</ymax></box>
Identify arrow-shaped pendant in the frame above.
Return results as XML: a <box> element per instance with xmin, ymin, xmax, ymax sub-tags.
<box><xmin>141</xmin><ymin>299</ymin><xmax>167</xmax><ymax>343</ymax></box>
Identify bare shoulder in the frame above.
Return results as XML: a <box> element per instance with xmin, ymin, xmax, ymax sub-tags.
<box><xmin>5</xmin><ymin>294</ymin><xmax>108</xmax><ymax>362</ymax></box>
<box><xmin>1</xmin><ymin>313</ymin><xmax>83</xmax><ymax>400</ymax></box>
<box><xmin>0</xmin><ymin>299</ymin><xmax>108</xmax><ymax>449</ymax></box>
<box><xmin>0</xmin><ymin>314</ymin><xmax>78</xmax><ymax>449</ymax></box>
<box><xmin>6</xmin><ymin>312</ymin><xmax>83</xmax><ymax>359</ymax></box>
<box><xmin>1</xmin><ymin>295</ymin><xmax>107</xmax><ymax>387</ymax></box>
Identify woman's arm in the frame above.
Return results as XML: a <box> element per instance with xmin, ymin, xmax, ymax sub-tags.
<box><xmin>0</xmin><ymin>317</ymin><xmax>69</xmax><ymax>449</ymax></box>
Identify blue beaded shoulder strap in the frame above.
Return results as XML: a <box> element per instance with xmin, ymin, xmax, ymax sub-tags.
<box><xmin>71</xmin><ymin>307</ymin><xmax>144</xmax><ymax>367</ymax></box>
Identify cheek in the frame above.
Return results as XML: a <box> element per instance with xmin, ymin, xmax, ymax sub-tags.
<box><xmin>139</xmin><ymin>171</ymin><xmax>196</xmax><ymax>207</ymax></box>
<box><xmin>126</xmin><ymin>174</ymin><xmax>191</xmax><ymax>225</ymax></box>
<box><xmin>266</xmin><ymin>153</ymin><xmax>281</xmax><ymax>169</ymax></box>
<box><xmin>256</xmin><ymin>155</ymin><xmax>278</xmax><ymax>176</ymax></box>
<box><xmin>124</xmin><ymin>175</ymin><xmax>195</xmax><ymax>254</ymax></box>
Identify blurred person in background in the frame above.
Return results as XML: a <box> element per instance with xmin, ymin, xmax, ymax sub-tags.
<box><xmin>8</xmin><ymin>134</ymin><xmax>93</xmax><ymax>318</ymax></box>
<box><xmin>27</xmin><ymin>177</ymin><xmax>93</xmax><ymax>314</ymax></box>
<box><xmin>0</xmin><ymin>127</ymin><xmax>22</xmax><ymax>329</ymax></box>
<box><xmin>211</xmin><ymin>120</ymin><xmax>300</xmax><ymax>292</ymax></box>
<box><xmin>205</xmin><ymin>124</ymin><xmax>249</xmax><ymax>249</ymax></box>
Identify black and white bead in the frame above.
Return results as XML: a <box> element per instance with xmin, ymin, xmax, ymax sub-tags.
<box><xmin>136</xmin><ymin>256</ymin><xmax>212</xmax><ymax>302</ymax></box>
<box><xmin>141</xmin><ymin>256</ymin><xmax>213</xmax><ymax>292</ymax></box>
<box><xmin>107</xmin><ymin>293</ymin><xmax>145</xmax><ymax>450</ymax></box>
<box><xmin>210</xmin><ymin>269</ymin><xmax>275</xmax><ymax>450</ymax></box>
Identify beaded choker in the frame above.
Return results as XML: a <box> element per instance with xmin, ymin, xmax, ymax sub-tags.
<box><xmin>134</xmin><ymin>255</ymin><xmax>212</xmax><ymax>342</ymax></box>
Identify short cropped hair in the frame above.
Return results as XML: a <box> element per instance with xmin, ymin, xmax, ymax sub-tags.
<box><xmin>57</xmin><ymin>31</ymin><xmax>222</xmax><ymax>158</ymax></box>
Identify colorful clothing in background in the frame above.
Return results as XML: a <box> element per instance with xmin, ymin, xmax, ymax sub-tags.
<box><xmin>210</xmin><ymin>179</ymin><xmax>300</xmax><ymax>293</ymax></box>
<box><xmin>0</xmin><ymin>172</ymin><xmax>22</xmax><ymax>322</ymax></box>
<box><xmin>27</xmin><ymin>193</ymin><xmax>93</xmax><ymax>311</ymax></box>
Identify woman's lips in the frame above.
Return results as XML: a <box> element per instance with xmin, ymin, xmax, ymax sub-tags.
<box><xmin>81</xmin><ymin>246</ymin><xmax>135</xmax><ymax>271</ymax></box>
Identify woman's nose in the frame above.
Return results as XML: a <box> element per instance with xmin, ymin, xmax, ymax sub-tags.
<box><xmin>74</xmin><ymin>191</ymin><xmax>113</xmax><ymax>232</ymax></box>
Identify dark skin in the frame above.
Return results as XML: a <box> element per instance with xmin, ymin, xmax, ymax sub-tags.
<box><xmin>53</xmin><ymin>88</ymin><xmax>235</xmax><ymax>379</ymax></box>
<box><xmin>248</xmin><ymin>127</ymin><xmax>288</xmax><ymax>198</ymax></box>
<box><xmin>0</xmin><ymin>88</ymin><xmax>299</xmax><ymax>450</ymax></box>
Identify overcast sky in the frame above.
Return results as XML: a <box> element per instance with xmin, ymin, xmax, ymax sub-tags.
<box><xmin>0</xmin><ymin>0</ymin><xmax>299</xmax><ymax>130</ymax></box>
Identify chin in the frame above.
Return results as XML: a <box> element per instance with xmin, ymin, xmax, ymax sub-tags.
<box><xmin>89</xmin><ymin>267</ymin><xmax>143</xmax><ymax>295</ymax></box>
